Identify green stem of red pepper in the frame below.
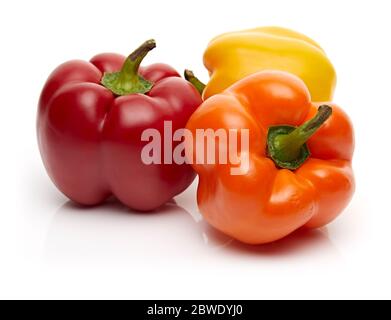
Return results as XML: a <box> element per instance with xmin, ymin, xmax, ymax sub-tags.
<box><xmin>101</xmin><ymin>39</ymin><xmax>156</xmax><ymax>95</ymax></box>
<box><xmin>184</xmin><ymin>69</ymin><xmax>206</xmax><ymax>95</ymax></box>
<box><xmin>267</xmin><ymin>105</ymin><xmax>332</xmax><ymax>170</ymax></box>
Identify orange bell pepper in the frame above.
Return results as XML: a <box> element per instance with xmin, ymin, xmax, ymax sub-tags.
<box><xmin>186</xmin><ymin>71</ymin><xmax>355</xmax><ymax>244</ymax></box>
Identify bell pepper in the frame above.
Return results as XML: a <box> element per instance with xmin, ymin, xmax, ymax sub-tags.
<box><xmin>186</xmin><ymin>26</ymin><xmax>336</xmax><ymax>102</ymax></box>
<box><xmin>185</xmin><ymin>70</ymin><xmax>354</xmax><ymax>244</ymax></box>
<box><xmin>37</xmin><ymin>40</ymin><xmax>202</xmax><ymax>211</ymax></box>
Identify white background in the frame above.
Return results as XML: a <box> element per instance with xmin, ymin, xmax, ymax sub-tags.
<box><xmin>0</xmin><ymin>0</ymin><xmax>389</xmax><ymax>299</ymax></box>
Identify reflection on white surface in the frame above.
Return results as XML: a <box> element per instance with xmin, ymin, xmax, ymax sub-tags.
<box><xmin>15</xmin><ymin>164</ymin><xmax>352</xmax><ymax>300</ymax></box>
<box><xmin>46</xmin><ymin>199</ymin><xmax>206</xmax><ymax>263</ymax></box>
<box><xmin>44</xmin><ymin>192</ymin><xmax>339</xmax><ymax>264</ymax></box>
<box><xmin>204</xmin><ymin>224</ymin><xmax>338</xmax><ymax>257</ymax></box>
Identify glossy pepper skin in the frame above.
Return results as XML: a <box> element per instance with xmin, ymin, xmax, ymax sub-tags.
<box><xmin>199</xmin><ymin>26</ymin><xmax>336</xmax><ymax>102</ymax></box>
<box><xmin>186</xmin><ymin>71</ymin><xmax>354</xmax><ymax>244</ymax></box>
<box><xmin>38</xmin><ymin>40</ymin><xmax>202</xmax><ymax>211</ymax></box>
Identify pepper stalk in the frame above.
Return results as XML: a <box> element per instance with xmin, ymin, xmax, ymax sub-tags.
<box><xmin>267</xmin><ymin>105</ymin><xmax>332</xmax><ymax>170</ymax></box>
<box><xmin>102</xmin><ymin>39</ymin><xmax>156</xmax><ymax>96</ymax></box>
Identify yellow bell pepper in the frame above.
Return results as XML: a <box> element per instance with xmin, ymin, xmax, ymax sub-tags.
<box><xmin>191</xmin><ymin>26</ymin><xmax>336</xmax><ymax>102</ymax></box>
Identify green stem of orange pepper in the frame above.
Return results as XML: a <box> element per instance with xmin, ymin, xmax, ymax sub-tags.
<box><xmin>267</xmin><ymin>105</ymin><xmax>332</xmax><ymax>170</ymax></box>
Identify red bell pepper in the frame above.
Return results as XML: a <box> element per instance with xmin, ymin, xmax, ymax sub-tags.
<box><xmin>37</xmin><ymin>40</ymin><xmax>202</xmax><ymax>211</ymax></box>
